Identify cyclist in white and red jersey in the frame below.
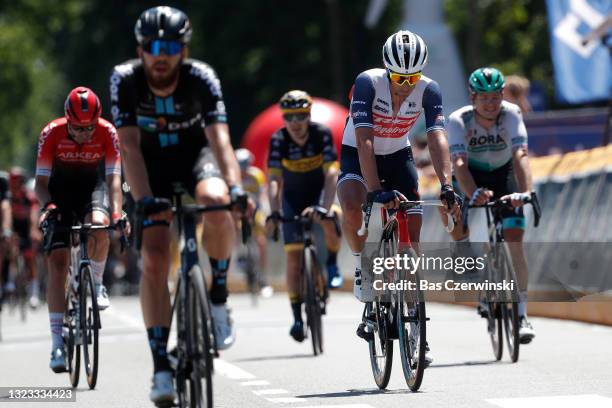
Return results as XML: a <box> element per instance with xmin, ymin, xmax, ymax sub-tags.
<box><xmin>446</xmin><ymin>67</ymin><xmax>536</xmax><ymax>343</ymax></box>
<box><xmin>337</xmin><ymin>30</ymin><xmax>459</xmax><ymax>364</ymax></box>
<box><xmin>35</xmin><ymin>87</ymin><xmax>125</xmax><ymax>373</ymax></box>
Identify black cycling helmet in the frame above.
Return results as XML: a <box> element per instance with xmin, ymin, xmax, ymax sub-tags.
<box><xmin>135</xmin><ymin>6</ymin><xmax>192</xmax><ymax>45</ymax></box>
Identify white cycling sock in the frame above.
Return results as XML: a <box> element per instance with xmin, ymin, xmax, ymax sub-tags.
<box><xmin>49</xmin><ymin>312</ymin><xmax>64</xmax><ymax>349</ymax></box>
<box><xmin>353</xmin><ymin>252</ymin><xmax>362</xmax><ymax>272</ymax></box>
<box><xmin>518</xmin><ymin>290</ymin><xmax>528</xmax><ymax>317</ymax></box>
<box><xmin>90</xmin><ymin>260</ymin><xmax>106</xmax><ymax>286</ymax></box>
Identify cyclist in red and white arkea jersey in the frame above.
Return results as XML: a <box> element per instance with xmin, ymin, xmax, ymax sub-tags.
<box><xmin>34</xmin><ymin>87</ymin><xmax>125</xmax><ymax>374</ymax></box>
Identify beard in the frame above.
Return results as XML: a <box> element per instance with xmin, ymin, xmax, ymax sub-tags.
<box><xmin>144</xmin><ymin>60</ymin><xmax>181</xmax><ymax>89</ymax></box>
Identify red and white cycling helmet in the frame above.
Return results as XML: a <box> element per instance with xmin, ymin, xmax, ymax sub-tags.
<box><xmin>64</xmin><ymin>86</ymin><xmax>101</xmax><ymax>126</ymax></box>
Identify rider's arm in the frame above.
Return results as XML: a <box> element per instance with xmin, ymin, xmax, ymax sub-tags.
<box><xmin>422</xmin><ymin>81</ymin><xmax>451</xmax><ymax>186</ymax></box>
<box><xmin>1</xmin><ymin>199</ymin><xmax>11</xmax><ymax>233</ymax></box>
<box><xmin>508</xmin><ymin>106</ymin><xmax>533</xmax><ymax>193</ymax></box>
<box><xmin>206</xmin><ymin>123</ymin><xmax>241</xmax><ymax>187</ymax></box>
<box><xmin>352</xmin><ymin>72</ymin><xmax>382</xmax><ymax>191</ymax></box>
<box><xmin>109</xmin><ymin>65</ymin><xmax>152</xmax><ymax>200</ymax></box>
<box><xmin>117</xmin><ymin>127</ymin><xmax>153</xmax><ymax>200</ymax></box>
<box><xmin>105</xmin><ymin>124</ymin><xmax>124</xmax><ymax>218</ymax></box>
<box><xmin>447</xmin><ymin>111</ymin><xmax>479</xmax><ymax>197</ymax></box>
<box><xmin>320</xmin><ymin>127</ymin><xmax>339</xmax><ymax>211</ymax></box>
<box><xmin>34</xmin><ymin>175</ymin><xmax>52</xmax><ymax>210</ymax></box>
<box><xmin>267</xmin><ymin>132</ymin><xmax>284</xmax><ymax>213</ymax></box>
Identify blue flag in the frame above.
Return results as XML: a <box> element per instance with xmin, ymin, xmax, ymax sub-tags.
<box><xmin>546</xmin><ymin>0</ymin><xmax>611</xmax><ymax>104</ymax></box>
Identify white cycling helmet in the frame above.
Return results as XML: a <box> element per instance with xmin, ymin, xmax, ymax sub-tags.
<box><xmin>235</xmin><ymin>148</ymin><xmax>254</xmax><ymax>170</ymax></box>
<box><xmin>382</xmin><ymin>30</ymin><xmax>428</xmax><ymax>74</ymax></box>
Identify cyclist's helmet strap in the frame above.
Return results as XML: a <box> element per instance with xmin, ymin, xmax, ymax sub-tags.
<box><xmin>469</xmin><ymin>67</ymin><xmax>505</xmax><ymax>93</ymax></box>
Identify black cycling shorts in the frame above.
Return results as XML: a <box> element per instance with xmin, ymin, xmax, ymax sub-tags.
<box><xmin>146</xmin><ymin>147</ymin><xmax>223</xmax><ymax>199</ymax></box>
<box><xmin>337</xmin><ymin>145</ymin><xmax>421</xmax><ymax>215</ymax></box>
<box><xmin>453</xmin><ymin>160</ymin><xmax>525</xmax><ymax>229</ymax></box>
<box><xmin>48</xmin><ymin>179</ymin><xmax>110</xmax><ymax>251</ymax></box>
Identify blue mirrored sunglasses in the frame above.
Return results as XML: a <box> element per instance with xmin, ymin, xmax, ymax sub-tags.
<box><xmin>143</xmin><ymin>40</ymin><xmax>183</xmax><ymax>56</ymax></box>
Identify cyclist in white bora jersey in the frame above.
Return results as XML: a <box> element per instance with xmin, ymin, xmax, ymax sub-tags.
<box><xmin>446</xmin><ymin>67</ymin><xmax>536</xmax><ymax>344</ymax></box>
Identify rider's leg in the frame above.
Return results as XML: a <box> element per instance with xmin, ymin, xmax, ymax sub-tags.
<box><xmin>84</xmin><ymin>210</ymin><xmax>112</xmax><ymax>309</ymax></box>
<box><xmin>319</xmin><ymin>211</ymin><xmax>342</xmax><ymax>288</ymax></box>
<box><xmin>141</xmin><ymin>225</ymin><xmax>173</xmax><ymax>373</ymax></box>
<box><xmin>195</xmin><ymin>177</ymin><xmax>234</xmax><ymax>304</ymax></box>
<box><xmin>504</xmin><ymin>227</ymin><xmax>528</xmax><ymax>312</ymax></box>
<box><xmin>286</xmin><ymin>246</ymin><xmax>305</xmax><ymax>342</ymax></box>
<box><xmin>46</xmin><ymin>248</ymin><xmax>69</xmax><ymax>353</ymax></box>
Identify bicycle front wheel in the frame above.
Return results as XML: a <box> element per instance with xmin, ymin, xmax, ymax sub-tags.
<box><xmin>304</xmin><ymin>247</ymin><xmax>323</xmax><ymax>356</ymax></box>
<box><xmin>81</xmin><ymin>265</ymin><xmax>99</xmax><ymax>389</ymax></box>
<box><xmin>366</xmin><ymin>301</ymin><xmax>393</xmax><ymax>389</ymax></box>
<box><xmin>500</xmin><ymin>243</ymin><xmax>520</xmax><ymax>363</ymax></box>
<box><xmin>179</xmin><ymin>265</ymin><xmax>214</xmax><ymax>408</ymax></box>
<box><xmin>397</xmin><ymin>248</ymin><xmax>427</xmax><ymax>391</ymax></box>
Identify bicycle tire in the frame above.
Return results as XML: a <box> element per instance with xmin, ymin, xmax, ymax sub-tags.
<box><xmin>397</xmin><ymin>248</ymin><xmax>426</xmax><ymax>391</ymax></box>
<box><xmin>487</xmin><ymin>302</ymin><xmax>503</xmax><ymax>361</ymax></box>
<box><xmin>64</xmin><ymin>282</ymin><xmax>80</xmax><ymax>388</ymax></box>
<box><xmin>80</xmin><ymin>265</ymin><xmax>99</xmax><ymax>389</ymax></box>
<box><xmin>304</xmin><ymin>247</ymin><xmax>323</xmax><ymax>356</ymax></box>
<box><xmin>367</xmin><ymin>301</ymin><xmax>393</xmax><ymax>389</ymax></box>
<box><xmin>189</xmin><ymin>265</ymin><xmax>214</xmax><ymax>408</ymax></box>
<box><xmin>500</xmin><ymin>243</ymin><xmax>520</xmax><ymax>363</ymax></box>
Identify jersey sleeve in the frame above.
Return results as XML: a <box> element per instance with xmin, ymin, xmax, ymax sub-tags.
<box><xmin>446</xmin><ymin>111</ymin><xmax>468</xmax><ymax>160</ymax></box>
<box><xmin>103</xmin><ymin>122</ymin><xmax>122</xmax><ymax>176</ymax></box>
<box><xmin>350</xmin><ymin>72</ymin><xmax>376</xmax><ymax>129</ymax></box>
<box><xmin>109</xmin><ymin>63</ymin><xmax>137</xmax><ymax>128</ymax></box>
<box><xmin>267</xmin><ymin>131</ymin><xmax>284</xmax><ymax>178</ymax></box>
<box><xmin>321</xmin><ymin>126</ymin><xmax>339</xmax><ymax>172</ymax></box>
<box><xmin>506</xmin><ymin>105</ymin><xmax>528</xmax><ymax>150</ymax></box>
<box><xmin>35</xmin><ymin>123</ymin><xmax>58</xmax><ymax>177</ymax></box>
<box><xmin>422</xmin><ymin>81</ymin><xmax>446</xmax><ymax>132</ymax></box>
<box><xmin>189</xmin><ymin>61</ymin><xmax>228</xmax><ymax>127</ymax></box>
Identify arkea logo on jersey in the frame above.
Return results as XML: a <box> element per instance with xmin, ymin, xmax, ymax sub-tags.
<box><xmin>57</xmin><ymin>151</ymin><xmax>103</xmax><ymax>161</ymax></box>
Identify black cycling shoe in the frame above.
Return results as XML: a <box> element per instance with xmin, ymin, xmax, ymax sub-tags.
<box><xmin>356</xmin><ymin>322</ymin><xmax>374</xmax><ymax>342</ymax></box>
<box><xmin>290</xmin><ymin>321</ymin><xmax>305</xmax><ymax>342</ymax></box>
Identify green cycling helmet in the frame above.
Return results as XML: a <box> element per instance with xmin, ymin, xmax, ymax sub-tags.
<box><xmin>468</xmin><ymin>67</ymin><xmax>505</xmax><ymax>93</ymax></box>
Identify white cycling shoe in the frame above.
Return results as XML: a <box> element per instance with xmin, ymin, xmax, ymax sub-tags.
<box><xmin>212</xmin><ymin>303</ymin><xmax>236</xmax><ymax>350</ymax></box>
<box><xmin>150</xmin><ymin>370</ymin><xmax>177</xmax><ymax>407</ymax></box>
<box><xmin>95</xmin><ymin>284</ymin><xmax>110</xmax><ymax>310</ymax></box>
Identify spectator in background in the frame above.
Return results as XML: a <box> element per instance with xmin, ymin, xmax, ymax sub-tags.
<box><xmin>504</xmin><ymin>75</ymin><xmax>532</xmax><ymax>114</ymax></box>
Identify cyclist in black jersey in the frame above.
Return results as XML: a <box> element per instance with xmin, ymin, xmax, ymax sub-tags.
<box><xmin>110</xmin><ymin>7</ymin><xmax>248</xmax><ymax>405</ymax></box>
<box><xmin>266</xmin><ymin>90</ymin><xmax>343</xmax><ymax>343</ymax></box>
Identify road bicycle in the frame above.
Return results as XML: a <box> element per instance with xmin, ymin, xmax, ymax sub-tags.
<box><xmin>466</xmin><ymin>192</ymin><xmax>540</xmax><ymax>363</ymax></box>
<box><xmin>358</xmin><ymin>194</ymin><xmax>453</xmax><ymax>391</ymax></box>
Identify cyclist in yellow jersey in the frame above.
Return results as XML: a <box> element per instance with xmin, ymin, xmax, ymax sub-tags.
<box><xmin>235</xmin><ymin>148</ymin><xmax>273</xmax><ymax>297</ymax></box>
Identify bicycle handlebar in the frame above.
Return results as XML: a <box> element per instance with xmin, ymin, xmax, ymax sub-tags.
<box><xmin>358</xmin><ymin>199</ymin><xmax>454</xmax><ymax>237</ymax></box>
<box><xmin>466</xmin><ymin>191</ymin><xmax>541</xmax><ymax>228</ymax></box>
<box><xmin>41</xmin><ymin>221</ymin><xmax>129</xmax><ymax>254</ymax></box>
<box><xmin>267</xmin><ymin>206</ymin><xmax>339</xmax><ymax>242</ymax></box>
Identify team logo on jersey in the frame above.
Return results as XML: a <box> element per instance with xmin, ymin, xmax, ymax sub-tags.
<box><xmin>469</xmin><ymin>134</ymin><xmax>508</xmax><ymax>151</ymax></box>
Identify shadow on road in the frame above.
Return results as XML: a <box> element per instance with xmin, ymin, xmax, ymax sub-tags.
<box><xmin>232</xmin><ymin>353</ymin><xmax>315</xmax><ymax>363</ymax></box>
<box><xmin>428</xmin><ymin>359</ymin><xmax>499</xmax><ymax>368</ymax></box>
<box><xmin>297</xmin><ymin>388</ymin><xmax>412</xmax><ymax>399</ymax></box>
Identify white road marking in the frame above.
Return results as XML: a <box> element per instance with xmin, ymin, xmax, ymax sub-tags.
<box><xmin>486</xmin><ymin>394</ymin><xmax>612</xmax><ymax>408</ymax></box>
<box><xmin>296</xmin><ymin>405</ymin><xmax>376</xmax><ymax>408</ymax></box>
<box><xmin>215</xmin><ymin>359</ymin><xmax>256</xmax><ymax>380</ymax></box>
<box><xmin>252</xmin><ymin>389</ymin><xmax>289</xmax><ymax>395</ymax></box>
<box><xmin>241</xmin><ymin>380</ymin><xmax>271</xmax><ymax>386</ymax></box>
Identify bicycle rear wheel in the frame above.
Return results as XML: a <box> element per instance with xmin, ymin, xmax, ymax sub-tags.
<box><xmin>177</xmin><ymin>265</ymin><xmax>213</xmax><ymax>408</ymax></box>
<box><xmin>304</xmin><ymin>247</ymin><xmax>323</xmax><ymax>356</ymax></box>
<box><xmin>397</xmin><ymin>247</ymin><xmax>427</xmax><ymax>391</ymax></box>
<box><xmin>500</xmin><ymin>243</ymin><xmax>520</xmax><ymax>363</ymax></box>
<box><xmin>81</xmin><ymin>265</ymin><xmax>99</xmax><ymax>389</ymax></box>
<box><xmin>366</xmin><ymin>301</ymin><xmax>393</xmax><ymax>389</ymax></box>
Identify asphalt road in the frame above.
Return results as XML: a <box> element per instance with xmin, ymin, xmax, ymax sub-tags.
<box><xmin>1</xmin><ymin>293</ymin><xmax>611</xmax><ymax>408</ymax></box>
